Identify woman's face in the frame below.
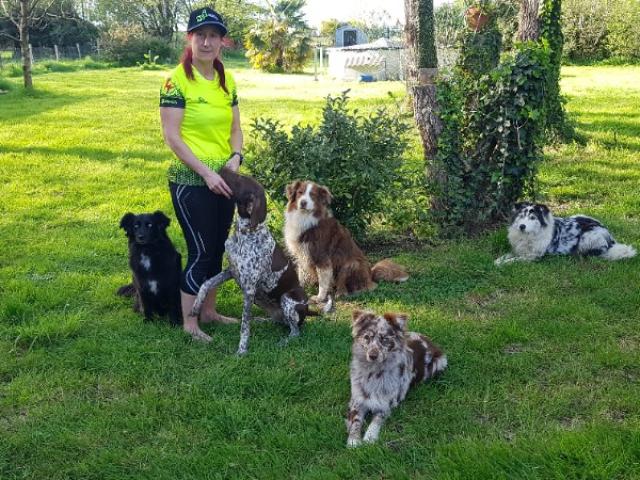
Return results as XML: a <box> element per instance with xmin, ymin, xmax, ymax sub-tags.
<box><xmin>190</xmin><ymin>26</ymin><xmax>223</xmax><ymax>63</ymax></box>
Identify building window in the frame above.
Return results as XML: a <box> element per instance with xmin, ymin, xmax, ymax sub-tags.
<box><xmin>343</xmin><ymin>30</ymin><xmax>357</xmax><ymax>47</ymax></box>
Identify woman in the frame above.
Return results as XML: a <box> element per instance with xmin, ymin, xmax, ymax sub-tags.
<box><xmin>160</xmin><ymin>7</ymin><xmax>243</xmax><ymax>341</ymax></box>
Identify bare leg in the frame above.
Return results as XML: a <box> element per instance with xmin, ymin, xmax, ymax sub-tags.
<box><xmin>181</xmin><ymin>291</ymin><xmax>212</xmax><ymax>342</ymax></box>
<box><xmin>189</xmin><ymin>270</ymin><xmax>237</xmax><ymax>324</ymax></box>
<box><xmin>200</xmin><ymin>288</ymin><xmax>239</xmax><ymax>324</ymax></box>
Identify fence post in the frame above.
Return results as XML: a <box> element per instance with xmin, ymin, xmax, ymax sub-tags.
<box><xmin>76</xmin><ymin>43</ymin><xmax>81</xmax><ymax>59</ymax></box>
<box><xmin>54</xmin><ymin>44</ymin><xmax>59</xmax><ymax>61</ymax></box>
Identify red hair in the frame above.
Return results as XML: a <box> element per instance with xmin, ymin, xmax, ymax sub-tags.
<box><xmin>180</xmin><ymin>36</ymin><xmax>228</xmax><ymax>93</ymax></box>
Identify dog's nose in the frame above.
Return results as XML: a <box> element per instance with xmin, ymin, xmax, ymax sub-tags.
<box><xmin>368</xmin><ymin>350</ymin><xmax>379</xmax><ymax>361</ymax></box>
<box><xmin>519</xmin><ymin>224</ymin><xmax>526</xmax><ymax>231</ymax></box>
<box><xmin>300</xmin><ymin>200</ymin><xmax>307</xmax><ymax>209</ymax></box>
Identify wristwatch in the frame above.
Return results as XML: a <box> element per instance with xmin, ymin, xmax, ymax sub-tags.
<box><xmin>230</xmin><ymin>151</ymin><xmax>244</xmax><ymax>165</ymax></box>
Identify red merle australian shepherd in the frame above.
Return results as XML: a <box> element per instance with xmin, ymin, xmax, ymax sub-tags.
<box><xmin>284</xmin><ymin>180</ymin><xmax>408</xmax><ymax>308</ymax></box>
<box><xmin>346</xmin><ymin>309</ymin><xmax>447</xmax><ymax>447</ymax></box>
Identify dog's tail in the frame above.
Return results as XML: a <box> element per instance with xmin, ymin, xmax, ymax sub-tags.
<box><xmin>371</xmin><ymin>259</ymin><xmax>409</xmax><ymax>283</ymax></box>
<box><xmin>116</xmin><ymin>283</ymin><xmax>136</xmax><ymax>297</ymax></box>
<box><xmin>602</xmin><ymin>243</ymin><xmax>637</xmax><ymax>261</ymax></box>
<box><xmin>426</xmin><ymin>353</ymin><xmax>448</xmax><ymax>379</ymax></box>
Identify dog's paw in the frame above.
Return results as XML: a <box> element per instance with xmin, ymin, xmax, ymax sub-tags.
<box><xmin>321</xmin><ymin>296</ymin><xmax>335</xmax><ymax>313</ymax></box>
<box><xmin>309</xmin><ymin>295</ymin><xmax>324</xmax><ymax>304</ymax></box>
<box><xmin>347</xmin><ymin>437</ymin><xmax>362</xmax><ymax>448</ymax></box>
<box><xmin>363</xmin><ymin>432</ymin><xmax>379</xmax><ymax>444</ymax></box>
<box><xmin>494</xmin><ymin>255</ymin><xmax>511</xmax><ymax>266</ymax></box>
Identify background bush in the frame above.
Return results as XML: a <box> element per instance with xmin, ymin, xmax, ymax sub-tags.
<box><xmin>247</xmin><ymin>92</ymin><xmax>410</xmax><ymax>241</ymax></box>
<box><xmin>100</xmin><ymin>24</ymin><xmax>178</xmax><ymax>67</ymax></box>
<box><xmin>563</xmin><ymin>0</ymin><xmax>640</xmax><ymax>62</ymax></box>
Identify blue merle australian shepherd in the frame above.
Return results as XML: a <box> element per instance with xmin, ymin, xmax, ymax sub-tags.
<box><xmin>495</xmin><ymin>202</ymin><xmax>636</xmax><ymax>266</ymax></box>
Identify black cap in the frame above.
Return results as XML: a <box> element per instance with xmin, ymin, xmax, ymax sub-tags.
<box><xmin>187</xmin><ymin>7</ymin><xmax>228</xmax><ymax>35</ymax></box>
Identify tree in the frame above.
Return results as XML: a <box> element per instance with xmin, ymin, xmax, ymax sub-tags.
<box><xmin>404</xmin><ymin>0</ymin><xmax>440</xmax><ymax>160</ymax></box>
<box><xmin>244</xmin><ymin>0</ymin><xmax>312</xmax><ymax>73</ymax></box>
<box><xmin>93</xmin><ymin>0</ymin><xmax>179</xmax><ymax>39</ymax></box>
<box><xmin>518</xmin><ymin>0</ymin><xmax>540</xmax><ymax>41</ymax></box>
<box><xmin>0</xmin><ymin>0</ymin><xmax>58</xmax><ymax>88</ymax></box>
<box><xmin>319</xmin><ymin>17</ymin><xmax>340</xmax><ymax>45</ymax></box>
<box><xmin>1</xmin><ymin>0</ymin><xmax>99</xmax><ymax>46</ymax></box>
<box><xmin>540</xmin><ymin>0</ymin><xmax>573</xmax><ymax>140</ymax></box>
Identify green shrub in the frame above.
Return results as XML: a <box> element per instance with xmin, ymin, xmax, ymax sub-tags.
<box><xmin>248</xmin><ymin>92</ymin><xmax>410</xmax><ymax>241</ymax></box>
<box><xmin>6</xmin><ymin>64</ymin><xmax>23</xmax><ymax>78</ymax></box>
<box><xmin>82</xmin><ymin>57</ymin><xmax>112</xmax><ymax>70</ymax></box>
<box><xmin>0</xmin><ymin>76</ymin><xmax>15</xmax><ymax>92</ymax></box>
<box><xmin>101</xmin><ymin>24</ymin><xmax>177</xmax><ymax>67</ymax></box>
<box><xmin>43</xmin><ymin>61</ymin><xmax>77</xmax><ymax>72</ymax></box>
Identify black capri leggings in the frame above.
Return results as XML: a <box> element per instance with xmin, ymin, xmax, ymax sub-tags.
<box><xmin>169</xmin><ymin>182</ymin><xmax>235</xmax><ymax>295</ymax></box>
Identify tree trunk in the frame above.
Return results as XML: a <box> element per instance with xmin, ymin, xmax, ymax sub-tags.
<box><xmin>412</xmin><ymin>81</ymin><xmax>442</xmax><ymax>160</ymax></box>
<box><xmin>403</xmin><ymin>0</ymin><xmax>418</xmax><ymax>84</ymax></box>
<box><xmin>518</xmin><ymin>0</ymin><xmax>541</xmax><ymax>41</ymax></box>
<box><xmin>19</xmin><ymin>0</ymin><xmax>32</xmax><ymax>89</ymax></box>
<box><xmin>405</xmin><ymin>0</ymin><xmax>442</xmax><ymax>182</ymax></box>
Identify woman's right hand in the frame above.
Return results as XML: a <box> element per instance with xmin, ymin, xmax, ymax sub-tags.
<box><xmin>203</xmin><ymin>169</ymin><xmax>232</xmax><ymax>198</ymax></box>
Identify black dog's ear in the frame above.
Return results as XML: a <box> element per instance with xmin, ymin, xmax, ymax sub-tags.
<box><xmin>513</xmin><ymin>201</ymin><xmax>530</xmax><ymax>213</ymax></box>
<box><xmin>120</xmin><ymin>212</ymin><xmax>135</xmax><ymax>232</ymax></box>
<box><xmin>538</xmin><ymin>204</ymin><xmax>550</xmax><ymax>216</ymax></box>
<box><xmin>249</xmin><ymin>191</ymin><xmax>267</xmax><ymax>229</ymax></box>
<box><xmin>152</xmin><ymin>211</ymin><xmax>170</xmax><ymax>229</ymax></box>
<box><xmin>533</xmin><ymin>204</ymin><xmax>550</xmax><ymax>227</ymax></box>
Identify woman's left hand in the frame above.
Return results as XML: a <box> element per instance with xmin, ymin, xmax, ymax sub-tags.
<box><xmin>225</xmin><ymin>154</ymin><xmax>241</xmax><ymax>172</ymax></box>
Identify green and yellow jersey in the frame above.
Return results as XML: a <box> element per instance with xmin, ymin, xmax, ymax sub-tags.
<box><xmin>160</xmin><ymin>63</ymin><xmax>238</xmax><ymax>185</ymax></box>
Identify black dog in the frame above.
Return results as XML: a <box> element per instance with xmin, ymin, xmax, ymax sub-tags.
<box><xmin>118</xmin><ymin>211</ymin><xmax>182</xmax><ymax>326</ymax></box>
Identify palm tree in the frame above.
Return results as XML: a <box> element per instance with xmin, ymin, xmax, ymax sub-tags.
<box><xmin>244</xmin><ymin>0</ymin><xmax>313</xmax><ymax>73</ymax></box>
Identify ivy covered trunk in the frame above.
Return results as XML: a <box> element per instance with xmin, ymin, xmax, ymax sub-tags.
<box><xmin>405</xmin><ymin>0</ymin><xmax>443</xmax><ymax>205</ymax></box>
<box><xmin>540</xmin><ymin>0</ymin><xmax>572</xmax><ymax>141</ymax></box>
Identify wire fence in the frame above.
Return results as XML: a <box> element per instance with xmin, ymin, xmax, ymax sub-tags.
<box><xmin>0</xmin><ymin>43</ymin><xmax>99</xmax><ymax>71</ymax></box>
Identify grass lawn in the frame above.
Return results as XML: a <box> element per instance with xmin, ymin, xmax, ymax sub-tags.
<box><xmin>1</xmin><ymin>63</ymin><xmax>639</xmax><ymax>479</ymax></box>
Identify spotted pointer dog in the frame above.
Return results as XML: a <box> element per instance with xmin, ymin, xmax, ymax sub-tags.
<box><xmin>191</xmin><ymin>168</ymin><xmax>318</xmax><ymax>355</ymax></box>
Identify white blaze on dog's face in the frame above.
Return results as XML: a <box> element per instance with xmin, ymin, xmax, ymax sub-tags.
<box><xmin>510</xmin><ymin>203</ymin><xmax>551</xmax><ymax>235</ymax></box>
<box><xmin>351</xmin><ymin>310</ymin><xmax>407</xmax><ymax>363</ymax></box>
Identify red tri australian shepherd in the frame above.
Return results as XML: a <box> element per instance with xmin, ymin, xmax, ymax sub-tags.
<box><xmin>284</xmin><ymin>180</ymin><xmax>408</xmax><ymax>306</ymax></box>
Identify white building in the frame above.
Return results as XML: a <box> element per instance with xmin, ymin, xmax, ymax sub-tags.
<box><xmin>327</xmin><ymin>38</ymin><xmax>405</xmax><ymax>82</ymax></box>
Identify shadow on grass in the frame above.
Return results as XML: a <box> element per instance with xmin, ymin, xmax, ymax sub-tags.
<box><xmin>0</xmin><ymin>144</ymin><xmax>168</xmax><ymax>163</ymax></box>
<box><xmin>574</xmin><ymin>112</ymin><xmax>640</xmax><ymax>151</ymax></box>
<box><xmin>0</xmin><ymin>87</ymin><xmax>93</xmax><ymax>123</ymax></box>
